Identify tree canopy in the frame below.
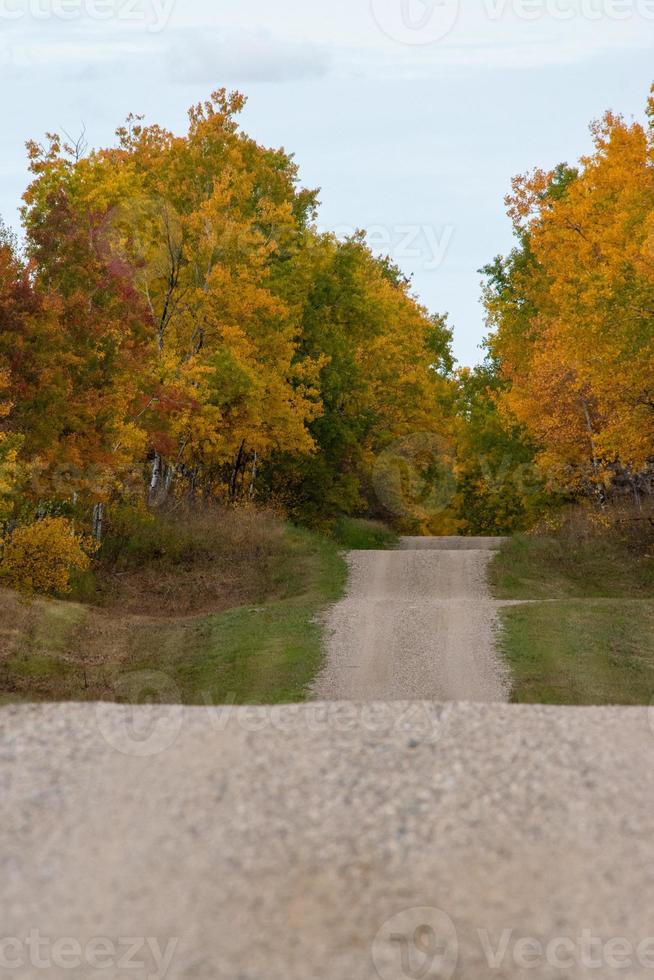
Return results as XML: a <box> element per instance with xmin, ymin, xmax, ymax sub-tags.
<box><xmin>0</xmin><ymin>90</ymin><xmax>456</xmax><ymax>543</ymax></box>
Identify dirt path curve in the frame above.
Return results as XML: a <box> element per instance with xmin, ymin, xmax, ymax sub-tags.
<box><xmin>312</xmin><ymin>537</ymin><xmax>511</xmax><ymax>703</ymax></box>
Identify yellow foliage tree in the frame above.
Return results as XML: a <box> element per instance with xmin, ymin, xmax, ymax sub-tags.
<box><xmin>29</xmin><ymin>90</ymin><xmax>324</xmax><ymax>501</ymax></box>
<box><xmin>0</xmin><ymin>517</ymin><xmax>95</xmax><ymax>595</ymax></box>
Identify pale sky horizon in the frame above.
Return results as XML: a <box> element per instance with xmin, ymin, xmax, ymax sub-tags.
<box><xmin>2</xmin><ymin>0</ymin><xmax>654</xmax><ymax>363</ymax></box>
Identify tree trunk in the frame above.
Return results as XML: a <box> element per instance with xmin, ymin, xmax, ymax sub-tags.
<box><xmin>248</xmin><ymin>451</ymin><xmax>258</xmax><ymax>500</ymax></box>
<box><xmin>150</xmin><ymin>453</ymin><xmax>162</xmax><ymax>497</ymax></box>
<box><xmin>149</xmin><ymin>453</ymin><xmax>174</xmax><ymax>506</ymax></box>
<box><xmin>92</xmin><ymin>502</ymin><xmax>104</xmax><ymax>541</ymax></box>
<box><xmin>229</xmin><ymin>441</ymin><xmax>246</xmax><ymax>501</ymax></box>
<box><xmin>581</xmin><ymin>398</ymin><xmax>606</xmax><ymax>506</ymax></box>
<box><xmin>163</xmin><ymin>463</ymin><xmax>174</xmax><ymax>497</ymax></box>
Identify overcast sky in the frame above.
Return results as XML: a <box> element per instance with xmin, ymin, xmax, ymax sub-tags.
<box><xmin>2</xmin><ymin>0</ymin><xmax>653</xmax><ymax>363</ymax></box>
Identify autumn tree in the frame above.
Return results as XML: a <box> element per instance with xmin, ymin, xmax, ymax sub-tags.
<box><xmin>486</xmin><ymin>89</ymin><xmax>654</xmax><ymax>502</ymax></box>
<box><xmin>17</xmin><ymin>184</ymin><xmax>149</xmax><ymax>519</ymax></box>
<box><xmin>21</xmin><ymin>91</ymin><xmax>325</xmax><ymax>505</ymax></box>
<box><xmin>0</xmin><ymin>224</ymin><xmax>29</xmax><ymax>527</ymax></box>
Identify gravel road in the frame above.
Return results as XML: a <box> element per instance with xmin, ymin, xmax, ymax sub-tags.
<box><xmin>312</xmin><ymin>537</ymin><xmax>510</xmax><ymax>703</ymax></box>
<box><xmin>2</xmin><ymin>701</ymin><xmax>654</xmax><ymax>979</ymax></box>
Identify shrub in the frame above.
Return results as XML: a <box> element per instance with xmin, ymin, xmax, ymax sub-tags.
<box><xmin>0</xmin><ymin>517</ymin><xmax>96</xmax><ymax>596</ymax></box>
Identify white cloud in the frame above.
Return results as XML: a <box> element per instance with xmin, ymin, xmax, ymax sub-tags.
<box><xmin>165</xmin><ymin>0</ymin><xmax>654</xmax><ymax>68</ymax></box>
<box><xmin>167</xmin><ymin>30</ymin><xmax>331</xmax><ymax>85</ymax></box>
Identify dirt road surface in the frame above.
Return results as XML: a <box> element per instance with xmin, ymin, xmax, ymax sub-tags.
<box><xmin>312</xmin><ymin>537</ymin><xmax>510</xmax><ymax>703</ymax></box>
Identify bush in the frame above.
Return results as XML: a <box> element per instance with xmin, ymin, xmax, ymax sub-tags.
<box><xmin>0</xmin><ymin>517</ymin><xmax>96</xmax><ymax>596</ymax></box>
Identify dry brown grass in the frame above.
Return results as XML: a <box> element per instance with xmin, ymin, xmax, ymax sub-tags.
<box><xmin>81</xmin><ymin>503</ymin><xmax>293</xmax><ymax>617</ymax></box>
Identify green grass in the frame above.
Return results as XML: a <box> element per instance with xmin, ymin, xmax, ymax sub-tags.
<box><xmin>330</xmin><ymin>516</ymin><xmax>398</xmax><ymax>550</ymax></box>
<box><xmin>492</xmin><ymin>519</ymin><xmax>654</xmax><ymax>704</ymax></box>
<box><xmin>0</xmin><ymin>600</ymin><xmax>89</xmax><ymax>705</ymax></box>
<box><xmin>499</xmin><ymin>599</ymin><xmax>654</xmax><ymax>705</ymax></box>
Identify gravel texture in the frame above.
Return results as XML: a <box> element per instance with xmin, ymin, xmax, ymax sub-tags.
<box><xmin>2</xmin><ymin>701</ymin><xmax>654</xmax><ymax>978</ymax></box>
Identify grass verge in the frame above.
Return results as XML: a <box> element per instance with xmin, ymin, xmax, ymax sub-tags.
<box><xmin>0</xmin><ymin>519</ymin><xmax>347</xmax><ymax>706</ymax></box>
<box><xmin>498</xmin><ymin>599</ymin><xmax>654</xmax><ymax>705</ymax></box>
<box><xmin>491</xmin><ymin>508</ymin><xmax>654</xmax><ymax>704</ymax></box>
<box><xmin>118</xmin><ymin>527</ymin><xmax>347</xmax><ymax>705</ymax></box>
<box><xmin>489</xmin><ymin>528</ymin><xmax>654</xmax><ymax>600</ymax></box>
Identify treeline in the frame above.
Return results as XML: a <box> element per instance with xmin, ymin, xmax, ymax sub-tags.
<box><xmin>0</xmin><ymin>89</ymin><xmax>455</xmax><ymax>586</ymax></box>
<box><xmin>481</xmin><ymin>85</ymin><xmax>654</xmax><ymax>511</ymax></box>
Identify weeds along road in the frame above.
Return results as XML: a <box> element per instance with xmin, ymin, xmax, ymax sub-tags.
<box><xmin>312</xmin><ymin>537</ymin><xmax>511</xmax><ymax>703</ymax></box>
